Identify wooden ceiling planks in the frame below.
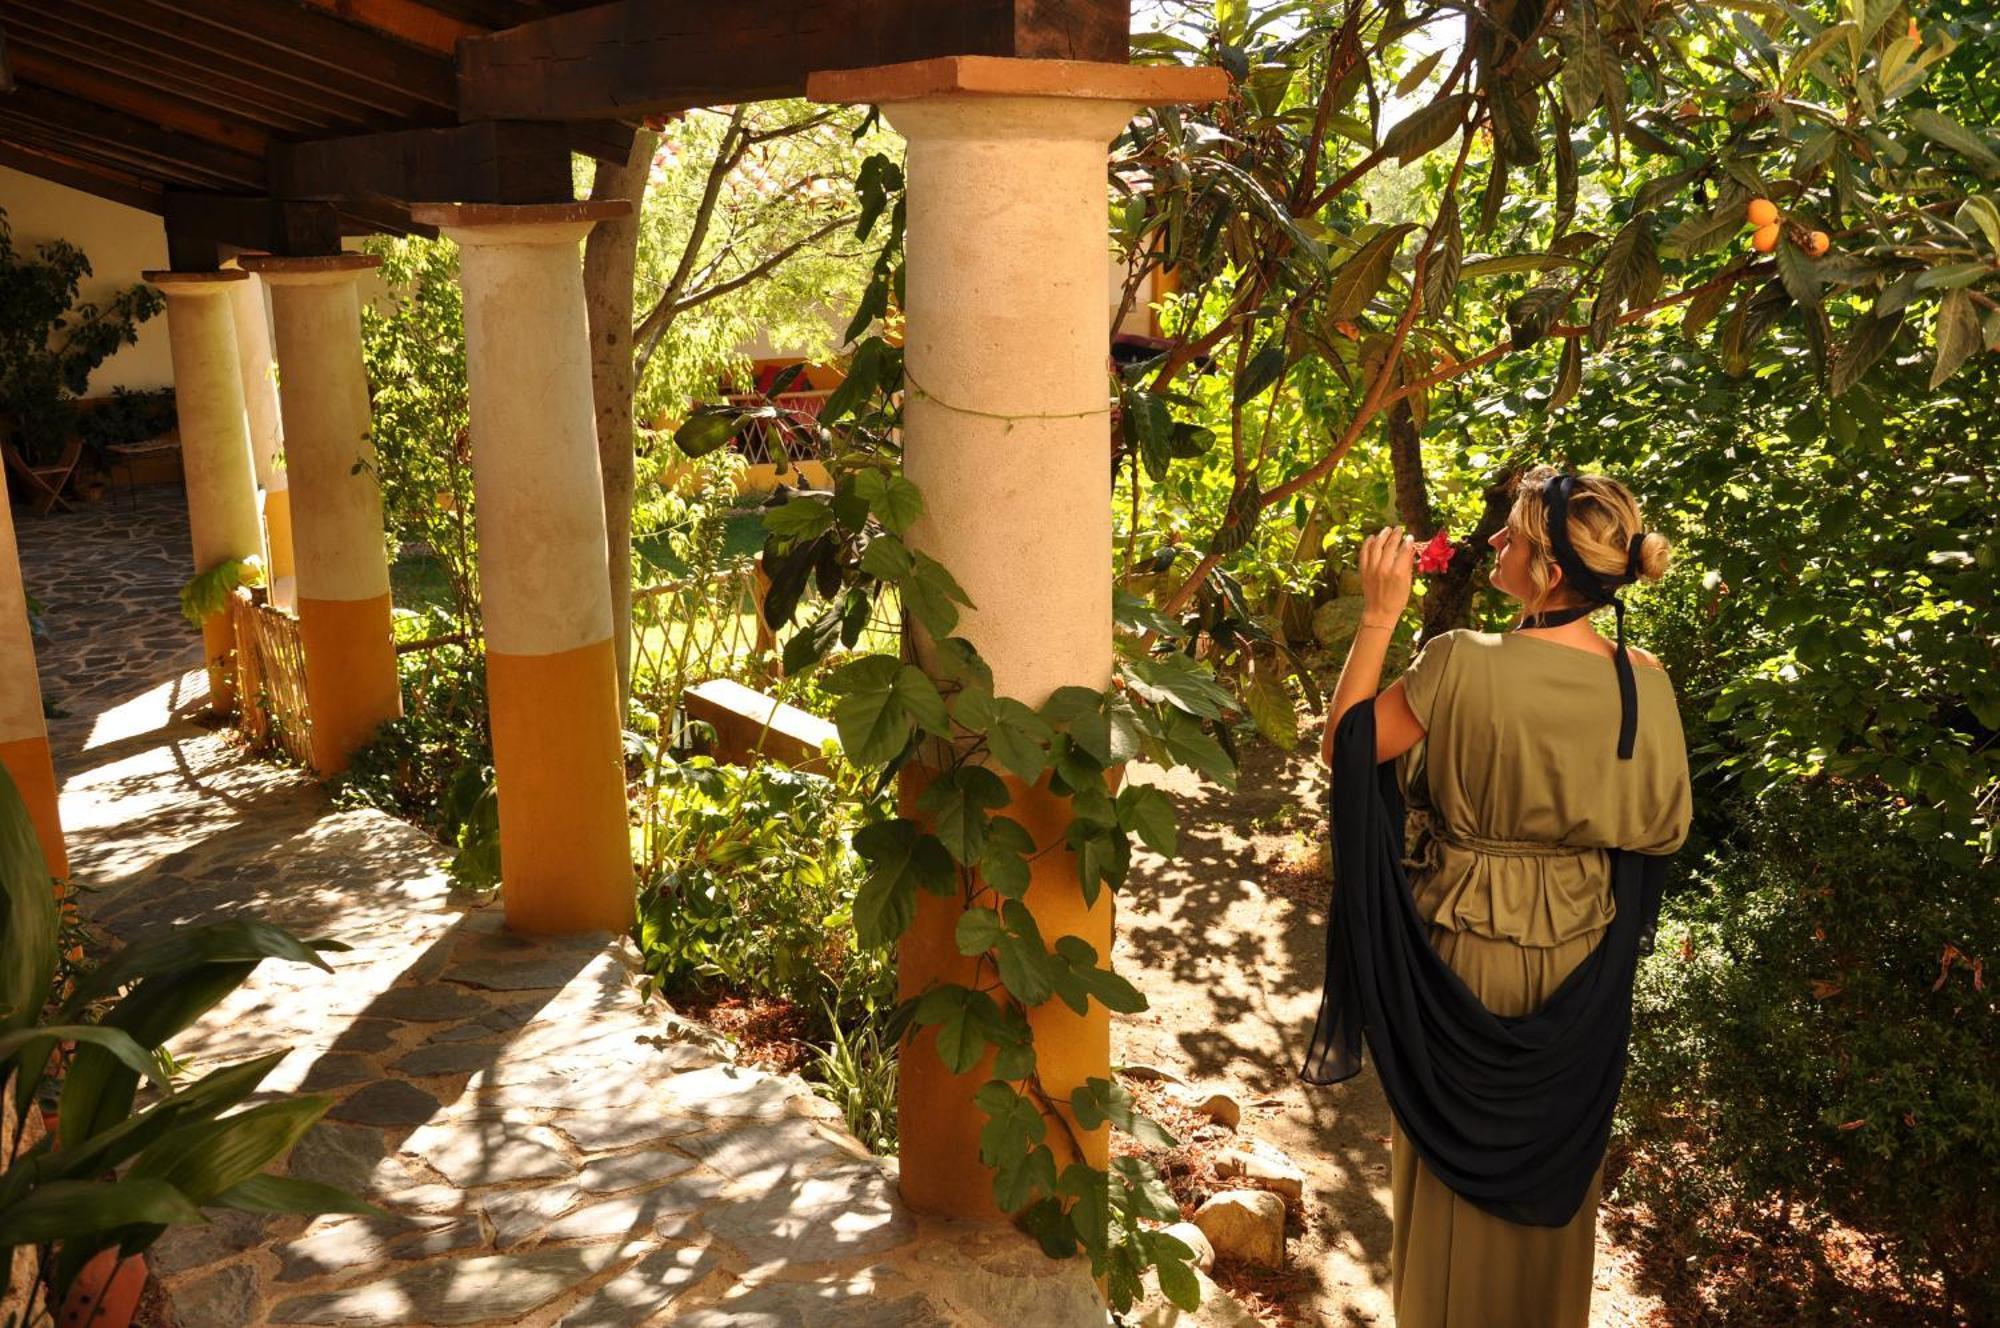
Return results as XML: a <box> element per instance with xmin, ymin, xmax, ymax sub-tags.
<box><xmin>0</xmin><ymin>0</ymin><xmax>1131</xmax><ymax>244</ymax></box>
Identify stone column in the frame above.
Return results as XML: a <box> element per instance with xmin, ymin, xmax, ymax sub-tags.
<box><xmin>808</xmin><ymin>57</ymin><xmax>1225</xmax><ymax>1219</ymax></box>
<box><xmin>224</xmin><ymin>266</ymin><xmax>297</xmax><ymax>610</ymax></box>
<box><xmin>146</xmin><ymin>270</ymin><xmax>263</xmax><ymax>714</ymax></box>
<box><xmin>408</xmin><ymin>202</ymin><xmax>634</xmax><ymax>935</ymax></box>
<box><xmin>241</xmin><ymin>254</ymin><xmax>402</xmax><ymax>776</ymax></box>
<box><xmin>0</xmin><ymin>494</ymin><xmax>66</xmax><ymax>878</ymax></box>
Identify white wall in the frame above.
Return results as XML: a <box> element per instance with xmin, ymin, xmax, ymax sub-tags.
<box><xmin>0</xmin><ymin>166</ymin><xmax>173</xmax><ymax>394</ymax></box>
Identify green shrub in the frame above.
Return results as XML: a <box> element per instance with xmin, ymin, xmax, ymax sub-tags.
<box><xmin>332</xmin><ymin>644</ymin><xmax>491</xmax><ymax>846</ymax></box>
<box><xmin>1622</xmin><ymin>780</ymin><xmax>2000</xmax><ymax>1322</ymax></box>
<box><xmin>634</xmin><ymin>756</ymin><xmax>893</xmax><ymax>1028</ymax></box>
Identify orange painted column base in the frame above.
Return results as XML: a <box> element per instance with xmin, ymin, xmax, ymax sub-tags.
<box><xmin>486</xmin><ymin>637</ymin><xmax>634</xmax><ymax>934</ymax></box>
<box><xmin>200</xmin><ymin>611</ymin><xmax>236</xmax><ymax>714</ymax></box>
<box><xmin>895</xmin><ymin>763</ymin><xmax>1113</xmax><ymax>1221</ymax></box>
<box><xmin>296</xmin><ymin>592</ymin><xmax>402</xmax><ymax>777</ymax></box>
<box><xmin>264</xmin><ymin>486</ymin><xmax>296</xmax><ymax>586</ymax></box>
<box><xmin>0</xmin><ymin>734</ymin><xmax>68</xmax><ymax>879</ymax></box>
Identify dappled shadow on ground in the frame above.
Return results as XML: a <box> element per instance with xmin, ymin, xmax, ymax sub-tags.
<box><xmin>23</xmin><ymin>487</ymin><xmax>1104</xmax><ymax>1327</ymax></box>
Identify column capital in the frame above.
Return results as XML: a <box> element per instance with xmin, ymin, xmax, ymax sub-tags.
<box><xmin>143</xmin><ymin>268</ymin><xmax>249</xmax><ymax>295</ymax></box>
<box><xmin>238</xmin><ymin>253</ymin><xmax>381</xmax><ymax>286</ymax></box>
<box><xmin>408</xmin><ymin>199</ymin><xmax>631</xmax><ymax>248</ymax></box>
<box><xmin>807</xmin><ymin>54</ymin><xmax>1227</xmax><ymax>108</ymax></box>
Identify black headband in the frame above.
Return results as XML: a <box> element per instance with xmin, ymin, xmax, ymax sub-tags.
<box><xmin>1538</xmin><ymin>474</ymin><xmax>1647</xmax><ymax>759</ymax></box>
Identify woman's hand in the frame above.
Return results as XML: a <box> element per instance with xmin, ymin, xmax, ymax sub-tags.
<box><xmin>1359</xmin><ymin>525</ymin><xmax>1416</xmax><ymax>629</ymax></box>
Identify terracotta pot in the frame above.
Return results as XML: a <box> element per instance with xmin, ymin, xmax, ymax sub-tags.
<box><xmin>58</xmin><ymin>1249</ymin><xmax>147</xmax><ymax>1328</ymax></box>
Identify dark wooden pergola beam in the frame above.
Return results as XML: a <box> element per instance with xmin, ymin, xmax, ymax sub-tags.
<box><xmin>8</xmin><ymin>58</ymin><xmax>272</xmax><ymax>158</ymax></box>
<box><xmin>0</xmin><ymin>141</ymin><xmax>163</xmax><ymax>214</ymax></box>
<box><xmin>0</xmin><ymin>84</ymin><xmax>265</xmax><ymax>189</ymax></box>
<box><xmin>62</xmin><ymin>0</ymin><xmax>454</xmax><ymax>124</ymax></box>
<box><xmin>457</xmin><ymin>0</ymin><xmax>1130</xmax><ymax>121</ymax></box>
<box><xmin>162</xmin><ymin>192</ymin><xmax>345</xmax><ymax>272</ymax></box>
<box><xmin>0</xmin><ymin>7</ymin><xmax>339</xmax><ymax>134</ymax></box>
<box><xmin>272</xmin><ymin>120</ymin><xmax>576</xmax><ymax>206</ymax></box>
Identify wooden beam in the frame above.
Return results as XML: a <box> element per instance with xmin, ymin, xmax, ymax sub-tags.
<box><xmin>458</xmin><ymin>0</ymin><xmax>1131</xmax><ymax>121</ymax></box>
<box><xmin>164</xmin><ymin>192</ymin><xmax>344</xmax><ymax>262</ymax></box>
<box><xmin>0</xmin><ymin>141</ymin><xmax>164</xmax><ymax>213</ymax></box>
<box><xmin>271</xmin><ymin>120</ymin><xmax>574</xmax><ymax>205</ymax></box>
<box><xmin>296</xmin><ymin>0</ymin><xmax>483</xmax><ymax>56</ymax></box>
<box><xmin>64</xmin><ymin>0</ymin><xmax>454</xmax><ymax>122</ymax></box>
<box><xmin>9</xmin><ymin>57</ymin><xmax>271</xmax><ymax>157</ymax></box>
<box><xmin>0</xmin><ymin>8</ymin><xmax>340</xmax><ymax>133</ymax></box>
<box><xmin>0</xmin><ymin>84</ymin><xmax>265</xmax><ymax>188</ymax></box>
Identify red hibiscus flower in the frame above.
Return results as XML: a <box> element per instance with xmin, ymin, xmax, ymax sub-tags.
<box><xmin>1416</xmin><ymin>530</ymin><xmax>1456</xmax><ymax>575</ymax></box>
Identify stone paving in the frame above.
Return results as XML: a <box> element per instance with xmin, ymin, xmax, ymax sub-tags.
<box><xmin>18</xmin><ymin>490</ymin><xmax>1104</xmax><ymax>1327</ymax></box>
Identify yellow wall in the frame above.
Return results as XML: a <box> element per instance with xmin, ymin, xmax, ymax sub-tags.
<box><xmin>0</xmin><ymin>167</ymin><xmax>174</xmax><ymax>393</ymax></box>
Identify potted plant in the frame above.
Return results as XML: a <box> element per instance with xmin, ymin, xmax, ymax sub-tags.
<box><xmin>0</xmin><ymin>765</ymin><xmax>374</xmax><ymax>1327</ymax></box>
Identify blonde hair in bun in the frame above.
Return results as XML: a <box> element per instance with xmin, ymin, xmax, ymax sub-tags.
<box><xmin>1508</xmin><ymin>464</ymin><xmax>1670</xmax><ymax>613</ymax></box>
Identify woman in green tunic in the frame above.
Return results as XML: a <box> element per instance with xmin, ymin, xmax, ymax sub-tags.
<box><xmin>1317</xmin><ymin>467</ymin><xmax>1693</xmax><ymax>1328</ymax></box>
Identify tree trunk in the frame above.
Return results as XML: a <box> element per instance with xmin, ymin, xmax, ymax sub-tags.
<box><xmin>1385</xmin><ymin>403</ymin><xmax>1521</xmax><ymax>642</ymax></box>
<box><xmin>583</xmin><ymin>129</ymin><xmax>657</xmax><ymax>716</ymax></box>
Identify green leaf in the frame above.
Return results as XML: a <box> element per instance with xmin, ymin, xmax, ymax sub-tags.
<box><xmin>904</xmin><ymin>551</ymin><xmax>974</xmax><ymax>639</ymax></box>
<box><xmin>1589</xmin><ymin>213</ymin><xmax>1659</xmax><ymax>348</ymax></box>
<box><xmin>955</xmin><ymin>906</ymin><xmax>1005</xmax><ymax>957</ymax></box>
<box><xmin>761</xmin><ymin>498</ymin><xmax>836</xmax><ymax>542</ymax></box>
<box><xmin>1065</xmin><ymin>819</ymin><xmax>1130</xmax><ymax>907</ymax></box>
<box><xmin>1548</xmin><ymin>334</ymin><xmax>1584</xmax><ymax>411</ymax></box>
<box><xmin>1039</xmin><ymin>686</ymin><xmax>1104</xmax><ymax>726</ymax></box>
<box><xmin>1017</xmin><ymin>1194</ymin><xmax>1079</xmax><ymax>1257</ymax></box>
<box><xmin>126</xmin><ymin>1097</ymin><xmax>334</xmax><ymax>1205</ymax></box>
<box><xmin>852</xmin><ymin>468</ymin><xmax>923</xmax><ymax>534</ymax></box>
<box><xmin>1159</xmin><ymin>711</ymin><xmax>1237</xmax><ymax>790</ymax></box>
<box><xmin>1231</xmin><ymin>344</ymin><xmax>1286</xmax><ymax>407</ymax></box>
<box><xmin>1380</xmin><ymin>93</ymin><xmax>1471</xmax><ymax>163</ymax></box>
<box><xmin>829</xmin><ymin>656</ymin><xmax>913</xmax><ymax>765</ymax></box>
<box><xmin>1930</xmin><ymin>288</ymin><xmax>1981</xmax><ymax>388</ymax></box>
<box><xmin>1832</xmin><ymin>308</ymin><xmax>1904</xmax><ymax>396</ymax></box>
<box><xmin>1114</xmin><ymin>785</ymin><xmax>1179</xmax><ymax>855</ymax></box>
<box><xmin>1110</xmin><ymin>1156</ymin><xmax>1182</xmax><ymax>1222</ymax></box>
<box><xmin>852</xmin><ymin>819</ymin><xmax>952</xmax><ymax>945</ymax></box>
<box><xmin>984</xmin><ymin>698</ymin><xmax>1054</xmax><ymax>784</ymax></box>
<box><xmin>1324</xmin><ymin>224</ymin><xmax>1415</xmax><ymax>325</ymax></box>
<box><xmin>1907</xmin><ymin>110</ymin><xmax>2000</xmax><ymax>175</ymax></box>
<box><xmin>857</xmin><ymin>534</ymin><xmax>913</xmax><ymax>583</ymax></box>
<box><xmin>672</xmin><ymin>404</ymin><xmax>747</xmax><ymax>458</ymax></box>
<box><xmin>994</xmin><ymin>900</ymin><xmax>1055</xmax><ymax>1005</ymax></box>
<box><xmin>979</xmin><ymin>816</ymin><xmax>1036</xmax><ymax>899</ymax></box>
<box><xmin>208</xmin><ymin>1173</ymin><xmax>383</xmax><ymax>1219</ymax></box>
<box><xmin>894</xmin><ymin>665</ymin><xmax>951</xmax><ymax>736</ymax></box>
<box><xmin>1151</xmin><ymin>1232</ymin><xmax>1204</xmax><ymax>1310</ymax></box>
<box><xmin>1776</xmin><ymin>240</ymin><xmax>1824</xmax><ymax>309</ymax></box>
<box><xmin>1058</xmin><ymin>1162</ymin><xmax>1111</xmax><ymax>1260</ymax></box>
<box><xmin>918</xmin><ymin>765</ymin><xmax>1012</xmax><ymax>865</ymax></box>
<box><xmin>1122</xmin><ymin>389</ymin><xmax>1177</xmax><ymax>482</ymax></box>
<box><xmin>1421</xmin><ymin>197</ymin><xmax>1462</xmax><ymax>319</ymax></box>
<box><xmin>0</xmin><ymin>1179</ymin><xmax>202</xmax><ymax>1246</ymax></box>
<box><xmin>1661</xmin><ymin>186</ymin><xmax>1750</xmax><ymax>260</ymax></box>
<box><xmin>1071</xmin><ymin>1077</ymin><xmax>1176</xmax><ymax>1147</ymax></box>
<box><xmin>1122</xmin><ymin>655</ymin><xmax>1234</xmax><ymax>720</ymax></box>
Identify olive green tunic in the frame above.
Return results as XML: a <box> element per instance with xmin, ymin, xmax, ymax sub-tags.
<box><xmin>1384</xmin><ymin>628</ymin><xmax>1692</xmax><ymax>1328</ymax></box>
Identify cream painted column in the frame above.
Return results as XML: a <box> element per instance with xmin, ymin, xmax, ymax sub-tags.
<box><xmin>0</xmin><ymin>495</ymin><xmax>66</xmax><ymax>878</ymax></box>
<box><xmin>408</xmin><ymin>201</ymin><xmax>633</xmax><ymax>935</ymax></box>
<box><xmin>241</xmin><ymin>254</ymin><xmax>402</xmax><ymax>776</ymax></box>
<box><xmin>145</xmin><ymin>270</ymin><xmax>263</xmax><ymax>715</ymax></box>
<box><xmin>810</xmin><ymin>56</ymin><xmax>1226</xmax><ymax>1222</ymax></box>
<box><xmin>224</xmin><ymin>266</ymin><xmax>296</xmax><ymax>609</ymax></box>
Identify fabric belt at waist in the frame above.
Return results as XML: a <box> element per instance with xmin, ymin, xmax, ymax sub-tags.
<box><xmin>1408</xmin><ymin>809</ymin><xmax>1593</xmax><ymax>860</ymax></box>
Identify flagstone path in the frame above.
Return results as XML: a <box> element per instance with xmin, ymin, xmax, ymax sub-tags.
<box><xmin>19</xmin><ymin>490</ymin><xmax>1101</xmax><ymax>1328</ymax></box>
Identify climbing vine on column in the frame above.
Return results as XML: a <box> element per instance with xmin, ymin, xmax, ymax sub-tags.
<box><xmin>676</xmin><ymin>145</ymin><xmax>1226</xmax><ymax>1314</ymax></box>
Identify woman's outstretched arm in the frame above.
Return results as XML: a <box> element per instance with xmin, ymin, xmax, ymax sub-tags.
<box><xmin>1319</xmin><ymin>525</ymin><xmax>1427</xmax><ymax>767</ymax></box>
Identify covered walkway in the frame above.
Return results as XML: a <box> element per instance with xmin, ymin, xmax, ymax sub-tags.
<box><xmin>19</xmin><ymin>491</ymin><xmax>1100</xmax><ymax>1327</ymax></box>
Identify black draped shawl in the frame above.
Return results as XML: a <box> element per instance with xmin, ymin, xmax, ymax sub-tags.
<box><xmin>1299</xmin><ymin>697</ymin><xmax>1671</xmax><ymax>1228</ymax></box>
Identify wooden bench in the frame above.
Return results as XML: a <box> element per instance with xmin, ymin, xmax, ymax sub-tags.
<box><xmin>682</xmin><ymin>678</ymin><xmax>840</xmax><ymax>773</ymax></box>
